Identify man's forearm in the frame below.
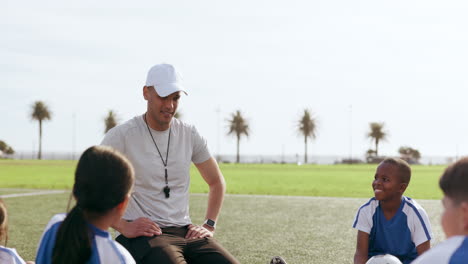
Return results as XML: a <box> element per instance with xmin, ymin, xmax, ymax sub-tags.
<box><xmin>205</xmin><ymin>180</ymin><xmax>226</xmax><ymax>222</ymax></box>
<box><xmin>111</xmin><ymin>218</ymin><xmax>127</xmax><ymax>233</ymax></box>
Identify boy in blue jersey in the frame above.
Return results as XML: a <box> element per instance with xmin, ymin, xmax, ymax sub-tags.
<box><xmin>352</xmin><ymin>158</ymin><xmax>432</xmax><ymax>264</ymax></box>
<box><xmin>411</xmin><ymin>157</ymin><xmax>468</xmax><ymax>264</ymax></box>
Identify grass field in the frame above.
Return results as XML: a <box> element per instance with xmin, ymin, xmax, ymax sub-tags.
<box><xmin>0</xmin><ymin>160</ymin><xmax>448</xmax><ymax>263</ymax></box>
<box><xmin>3</xmin><ymin>192</ymin><xmax>445</xmax><ymax>264</ymax></box>
<box><xmin>0</xmin><ymin>160</ymin><xmax>445</xmax><ymax>199</ymax></box>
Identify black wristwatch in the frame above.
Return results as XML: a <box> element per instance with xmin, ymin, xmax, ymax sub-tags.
<box><xmin>203</xmin><ymin>219</ymin><xmax>216</xmax><ymax>229</ymax></box>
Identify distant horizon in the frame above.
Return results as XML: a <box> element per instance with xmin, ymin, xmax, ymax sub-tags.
<box><xmin>5</xmin><ymin>150</ymin><xmax>462</xmax><ymax>166</ymax></box>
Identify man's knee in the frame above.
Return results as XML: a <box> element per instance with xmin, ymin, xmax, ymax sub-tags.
<box><xmin>144</xmin><ymin>244</ymin><xmax>185</xmax><ymax>264</ymax></box>
<box><xmin>188</xmin><ymin>238</ymin><xmax>240</xmax><ymax>264</ymax></box>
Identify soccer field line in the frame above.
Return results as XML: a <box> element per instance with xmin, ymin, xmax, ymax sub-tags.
<box><xmin>192</xmin><ymin>193</ymin><xmax>440</xmax><ymax>202</ymax></box>
<box><xmin>0</xmin><ymin>190</ymin><xmax>440</xmax><ymax>203</ymax></box>
<box><xmin>0</xmin><ymin>190</ymin><xmax>67</xmax><ymax>198</ymax></box>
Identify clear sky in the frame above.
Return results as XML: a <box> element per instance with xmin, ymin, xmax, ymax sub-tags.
<box><xmin>2</xmin><ymin>0</ymin><xmax>468</xmax><ymax>162</ymax></box>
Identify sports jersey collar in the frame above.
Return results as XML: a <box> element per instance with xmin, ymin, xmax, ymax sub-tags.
<box><xmin>378</xmin><ymin>196</ymin><xmax>405</xmax><ymax>224</ymax></box>
<box><xmin>87</xmin><ymin>222</ymin><xmax>111</xmax><ymax>238</ymax></box>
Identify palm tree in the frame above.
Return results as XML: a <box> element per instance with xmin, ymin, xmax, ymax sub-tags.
<box><xmin>0</xmin><ymin>140</ymin><xmax>14</xmax><ymax>156</ymax></box>
<box><xmin>104</xmin><ymin>110</ymin><xmax>118</xmax><ymax>133</ymax></box>
<box><xmin>31</xmin><ymin>101</ymin><xmax>52</xmax><ymax>160</ymax></box>
<box><xmin>174</xmin><ymin>111</ymin><xmax>182</xmax><ymax>120</ymax></box>
<box><xmin>367</xmin><ymin>122</ymin><xmax>387</xmax><ymax>156</ymax></box>
<box><xmin>0</xmin><ymin>140</ymin><xmax>6</xmax><ymax>152</ymax></box>
<box><xmin>227</xmin><ymin>110</ymin><xmax>249</xmax><ymax>163</ymax></box>
<box><xmin>297</xmin><ymin>109</ymin><xmax>317</xmax><ymax>164</ymax></box>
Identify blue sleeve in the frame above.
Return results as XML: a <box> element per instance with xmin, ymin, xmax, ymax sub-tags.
<box><xmin>35</xmin><ymin>223</ymin><xmax>60</xmax><ymax>264</ymax></box>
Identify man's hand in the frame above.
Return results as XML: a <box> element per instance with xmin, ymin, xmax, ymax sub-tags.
<box><xmin>120</xmin><ymin>217</ymin><xmax>162</xmax><ymax>238</ymax></box>
<box><xmin>185</xmin><ymin>224</ymin><xmax>213</xmax><ymax>239</ymax></box>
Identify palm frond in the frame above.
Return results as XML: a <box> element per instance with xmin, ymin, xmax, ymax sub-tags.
<box><xmin>31</xmin><ymin>101</ymin><xmax>51</xmax><ymax>121</ymax></box>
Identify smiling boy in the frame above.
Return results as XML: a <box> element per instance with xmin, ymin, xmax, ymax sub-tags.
<box><xmin>411</xmin><ymin>157</ymin><xmax>468</xmax><ymax>264</ymax></box>
<box><xmin>352</xmin><ymin>158</ymin><xmax>432</xmax><ymax>264</ymax></box>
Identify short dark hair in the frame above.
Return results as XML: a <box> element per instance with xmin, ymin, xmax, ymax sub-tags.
<box><xmin>439</xmin><ymin>157</ymin><xmax>468</xmax><ymax>204</ymax></box>
<box><xmin>380</xmin><ymin>157</ymin><xmax>411</xmax><ymax>184</ymax></box>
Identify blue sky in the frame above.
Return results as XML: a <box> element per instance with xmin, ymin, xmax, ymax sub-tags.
<box><xmin>2</xmin><ymin>0</ymin><xmax>468</xmax><ymax>161</ymax></box>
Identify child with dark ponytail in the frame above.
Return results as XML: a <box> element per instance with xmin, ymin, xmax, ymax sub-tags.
<box><xmin>35</xmin><ymin>146</ymin><xmax>135</xmax><ymax>264</ymax></box>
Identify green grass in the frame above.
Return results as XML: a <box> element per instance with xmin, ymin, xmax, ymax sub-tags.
<box><xmin>4</xmin><ymin>192</ymin><xmax>445</xmax><ymax>264</ymax></box>
<box><xmin>210</xmin><ymin>164</ymin><xmax>445</xmax><ymax>199</ymax></box>
<box><xmin>0</xmin><ymin>160</ymin><xmax>445</xmax><ymax>199</ymax></box>
<box><xmin>0</xmin><ymin>160</ymin><xmax>76</xmax><ymax>189</ymax></box>
<box><xmin>0</xmin><ymin>161</ymin><xmax>447</xmax><ymax>263</ymax></box>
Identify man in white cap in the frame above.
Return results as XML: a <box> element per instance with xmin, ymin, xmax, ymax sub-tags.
<box><xmin>101</xmin><ymin>63</ymin><xmax>239</xmax><ymax>264</ymax></box>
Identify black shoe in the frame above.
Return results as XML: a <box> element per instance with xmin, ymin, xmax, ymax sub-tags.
<box><xmin>270</xmin><ymin>256</ymin><xmax>287</xmax><ymax>264</ymax></box>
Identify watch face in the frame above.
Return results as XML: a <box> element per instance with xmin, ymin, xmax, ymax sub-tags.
<box><xmin>206</xmin><ymin>219</ymin><xmax>215</xmax><ymax>227</ymax></box>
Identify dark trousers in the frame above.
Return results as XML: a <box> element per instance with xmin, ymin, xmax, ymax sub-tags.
<box><xmin>116</xmin><ymin>226</ymin><xmax>239</xmax><ymax>264</ymax></box>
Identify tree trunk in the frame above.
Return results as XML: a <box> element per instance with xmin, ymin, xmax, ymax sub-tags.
<box><xmin>304</xmin><ymin>136</ymin><xmax>308</xmax><ymax>164</ymax></box>
<box><xmin>375</xmin><ymin>139</ymin><xmax>379</xmax><ymax>157</ymax></box>
<box><xmin>236</xmin><ymin>134</ymin><xmax>240</xmax><ymax>163</ymax></box>
<box><xmin>38</xmin><ymin>119</ymin><xmax>42</xmax><ymax>160</ymax></box>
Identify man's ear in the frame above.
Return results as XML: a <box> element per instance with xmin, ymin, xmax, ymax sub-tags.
<box><xmin>143</xmin><ymin>86</ymin><xmax>149</xmax><ymax>100</ymax></box>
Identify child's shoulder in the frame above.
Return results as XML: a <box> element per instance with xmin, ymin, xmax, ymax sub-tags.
<box><xmin>354</xmin><ymin>198</ymin><xmax>379</xmax><ymax>218</ymax></box>
<box><xmin>40</xmin><ymin>213</ymin><xmax>67</xmax><ymax>239</ymax></box>
<box><xmin>412</xmin><ymin>236</ymin><xmax>467</xmax><ymax>264</ymax></box>
<box><xmin>45</xmin><ymin>213</ymin><xmax>66</xmax><ymax>230</ymax></box>
<box><xmin>402</xmin><ymin>196</ymin><xmax>427</xmax><ymax>211</ymax></box>
<box><xmin>0</xmin><ymin>246</ymin><xmax>26</xmax><ymax>264</ymax></box>
<box><xmin>357</xmin><ymin>197</ymin><xmax>379</xmax><ymax>210</ymax></box>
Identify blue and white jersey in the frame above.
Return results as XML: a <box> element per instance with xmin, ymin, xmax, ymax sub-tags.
<box><xmin>0</xmin><ymin>246</ymin><xmax>26</xmax><ymax>264</ymax></box>
<box><xmin>36</xmin><ymin>214</ymin><xmax>135</xmax><ymax>264</ymax></box>
<box><xmin>352</xmin><ymin>196</ymin><xmax>432</xmax><ymax>264</ymax></box>
<box><xmin>411</xmin><ymin>236</ymin><xmax>468</xmax><ymax>264</ymax></box>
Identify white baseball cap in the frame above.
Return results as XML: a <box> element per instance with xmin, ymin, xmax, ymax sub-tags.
<box><xmin>145</xmin><ymin>63</ymin><xmax>188</xmax><ymax>97</ymax></box>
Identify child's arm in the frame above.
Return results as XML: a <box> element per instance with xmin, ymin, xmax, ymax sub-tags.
<box><xmin>416</xmin><ymin>240</ymin><xmax>430</xmax><ymax>256</ymax></box>
<box><xmin>354</xmin><ymin>230</ymin><xmax>369</xmax><ymax>264</ymax></box>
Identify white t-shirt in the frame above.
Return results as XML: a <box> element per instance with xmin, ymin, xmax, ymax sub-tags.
<box><xmin>411</xmin><ymin>235</ymin><xmax>468</xmax><ymax>264</ymax></box>
<box><xmin>0</xmin><ymin>246</ymin><xmax>26</xmax><ymax>264</ymax></box>
<box><xmin>101</xmin><ymin>115</ymin><xmax>211</xmax><ymax>227</ymax></box>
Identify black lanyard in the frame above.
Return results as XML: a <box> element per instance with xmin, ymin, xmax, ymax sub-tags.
<box><xmin>143</xmin><ymin>114</ymin><xmax>171</xmax><ymax>198</ymax></box>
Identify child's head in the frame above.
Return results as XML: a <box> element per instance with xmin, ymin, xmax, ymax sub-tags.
<box><xmin>73</xmin><ymin>145</ymin><xmax>134</xmax><ymax>214</ymax></box>
<box><xmin>439</xmin><ymin>157</ymin><xmax>468</xmax><ymax>237</ymax></box>
<box><xmin>53</xmin><ymin>146</ymin><xmax>134</xmax><ymax>264</ymax></box>
<box><xmin>0</xmin><ymin>199</ymin><xmax>7</xmax><ymax>245</ymax></box>
<box><xmin>373</xmin><ymin>158</ymin><xmax>411</xmax><ymax>201</ymax></box>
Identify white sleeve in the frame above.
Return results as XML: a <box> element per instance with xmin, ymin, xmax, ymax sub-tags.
<box><xmin>190</xmin><ymin>125</ymin><xmax>211</xmax><ymax>164</ymax></box>
<box><xmin>410</xmin><ymin>205</ymin><xmax>433</xmax><ymax>246</ymax></box>
<box><xmin>101</xmin><ymin>127</ymin><xmax>125</xmax><ymax>154</ymax></box>
<box><xmin>403</xmin><ymin>200</ymin><xmax>433</xmax><ymax>246</ymax></box>
<box><xmin>0</xmin><ymin>248</ymin><xmax>26</xmax><ymax>264</ymax></box>
<box><xmin>115</xmin><ymin>242</ymin><xmax>136</xmax><ymax>264</ymax></box>
<box><xmin>411</xmin><ymin>236</ymin><xmax>464</xmax><ymax>264</ymax></box>
<box><xmin>352</xmin><ymin>205</ymin><xmax>373</xmax><ymax>234</ymax></box>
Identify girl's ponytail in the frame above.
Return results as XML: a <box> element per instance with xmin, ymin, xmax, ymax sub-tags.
<box><xmin>52</xmin><ymin>205</ymin><xmax>91</xmax><ymax>264</ymax></box>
